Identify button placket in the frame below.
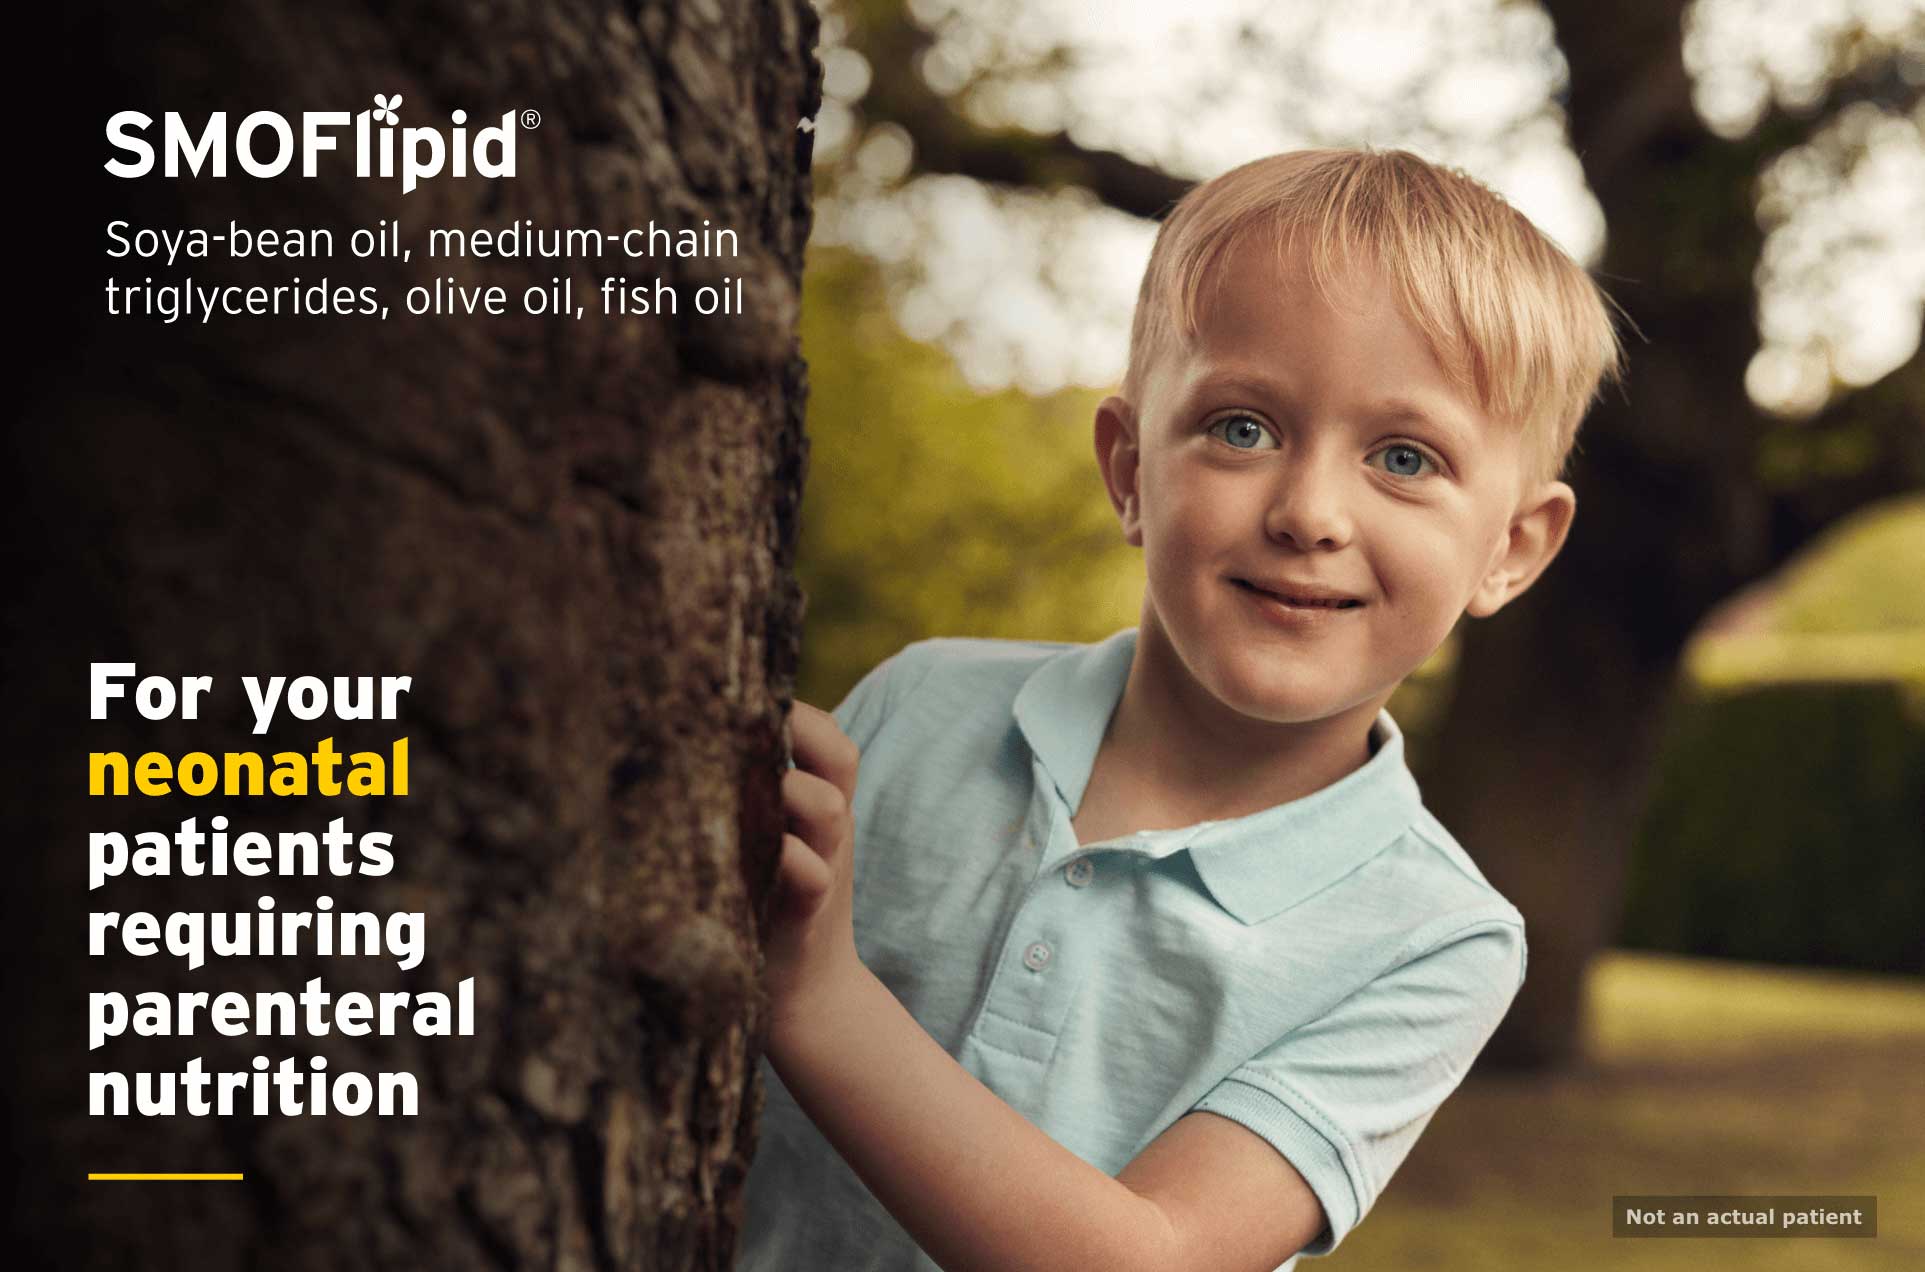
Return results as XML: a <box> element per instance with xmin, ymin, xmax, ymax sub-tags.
<box><xmin>957</xmin><ymin>788</ymin><xmax>1095</xmax><ymax>1082</ymax></box>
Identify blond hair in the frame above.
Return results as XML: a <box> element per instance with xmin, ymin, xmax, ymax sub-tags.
<box><xmin>1123</xmin><ymin>148</ymin><xmax>1623</xmax><ymax>484</ymax></box>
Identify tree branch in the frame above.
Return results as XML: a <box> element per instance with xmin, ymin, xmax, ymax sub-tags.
<box><xmin>848</xmin><ymin>6</ymin><xmax>1191</xmax><ymax>219</ymax></box>
<box><xmin>1544</xmin><ymin>0</ymin><xmax>1921</xmax><ymax>191</ymax></box>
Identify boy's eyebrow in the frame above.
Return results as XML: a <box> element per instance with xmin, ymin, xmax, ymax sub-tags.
<box><xmin>1361</xmin><ymin>397</ymin><xmax>1475</xmax><ymax>449</ymax></box>
<box><xmin>1189</xmin><ymin>371</ymin><xmax>1285</xmax><ymax>403</ymax></box>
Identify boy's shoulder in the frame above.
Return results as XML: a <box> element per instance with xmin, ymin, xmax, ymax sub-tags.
<box><xmin>1371</xmin><ymin>804</ymin><xmax>1525</xmax><ymax>950</ymax></box>
<box><xmin>872</xmin><ymin>634</ymin><xmax>1082</xmax><ymax>706</ymax></box>
<box><xmin>895</xmin><ymin>633</ymin><xmax>1079</xmax><ymax>672</ymax></box>
<box><xmin>835</xmin><ymin>635</ymin><xmax>1085</xmax><ymax>748</ymax></box>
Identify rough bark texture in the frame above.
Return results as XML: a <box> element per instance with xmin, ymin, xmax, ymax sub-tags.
<box><xmin>9</xmin><ymin>0</ymin><xmax>817</xmax><ymax>1267</ymax></box>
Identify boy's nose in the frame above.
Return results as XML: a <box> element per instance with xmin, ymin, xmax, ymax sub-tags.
<box><xmin>1263</xmin><ymin>459</ymin><xmax>1354</xmax><ymax>551</ymax></box>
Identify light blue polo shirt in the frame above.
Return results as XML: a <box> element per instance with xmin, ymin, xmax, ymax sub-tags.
<box><xmin>740</xmin><ymin>630</ymin><xmax>1525</xmax><ymax>1271</ymax></box>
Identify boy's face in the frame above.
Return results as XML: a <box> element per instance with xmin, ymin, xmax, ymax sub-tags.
<box><xmin>1095</xmin><ymin>237</ymin><xmax>1574</xmax><ymax>734</ymax></box>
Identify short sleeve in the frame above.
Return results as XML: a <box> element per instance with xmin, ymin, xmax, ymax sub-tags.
<box><xmin>1191</xmin><ymin>920</ymin><xmax>1525</xmax><ymax>1257</ymax></box>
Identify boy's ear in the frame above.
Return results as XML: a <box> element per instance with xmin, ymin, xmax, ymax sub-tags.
<box><xmin>1467</xmin><ymin>480</ymin><xmax>1576</xmax><ymax>618</ymax></box>
<box><xmin>1094</xmin><ymin>395</ymin><xmax>1143</xmax><ymax>546</ymax></box>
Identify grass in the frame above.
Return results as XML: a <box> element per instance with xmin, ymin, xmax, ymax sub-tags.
<box><xmin>1326</xmin><ymin>951</ymin><xmax>1925</xmax><ymax>1270</ymax></box>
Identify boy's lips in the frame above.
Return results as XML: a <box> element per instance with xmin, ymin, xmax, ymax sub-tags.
<box><xmin>1230</xmin><ymin>577</ymin><xmax>1366</xmax><ymax>609</ymax></box>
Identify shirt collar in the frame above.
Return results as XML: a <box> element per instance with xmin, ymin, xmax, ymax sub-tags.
<box><xmin>1012</xmin><ymin>628</ymin><xmax>1423</xmax><ymax>925</ymax></box>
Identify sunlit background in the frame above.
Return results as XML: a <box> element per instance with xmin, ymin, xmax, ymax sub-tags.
<box><xmin>811</xmin><ymin>0</ymin><xmax>1921</xmax><ymax>402</ymax></box>
<box><xmin>791</xmin><ymin>1</ymin><xmax>1924</xmax><ymax>1267</ymax></box>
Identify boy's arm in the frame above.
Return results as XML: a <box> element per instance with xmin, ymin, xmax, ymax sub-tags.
<box><xmin>765</xmin><ymin>703</ymin><xmax>1324</xmax><ymax>1272</ymax></box>
<box><xmin>771</xmin><ymin>965</ymin><xmax>1325</xmax><ymax>1272</ymax></box>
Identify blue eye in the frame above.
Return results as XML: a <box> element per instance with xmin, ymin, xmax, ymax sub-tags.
<box><xmin>1371</xmin><ymin>443</ymin><xmax>1436</xmax><ymax>478</ymax></box>
<box><xmin>1209</xmin><ymin>414</ymin><xmax>1275</xmax><ymax>450</ymax></box>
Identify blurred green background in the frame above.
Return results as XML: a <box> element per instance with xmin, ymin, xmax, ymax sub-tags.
<box><xmin>791</xmin><ymin>0</ymin><xmax>1925</xmax><ymax>1265</ymax></box>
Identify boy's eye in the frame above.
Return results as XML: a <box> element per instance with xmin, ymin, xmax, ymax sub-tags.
<box><xmin>1369</xmin><ymin>443</ymin><xmax>1437</xmax><ymax>478</ymax></box>
<box><xmin>1208</xmin><ymin>414</ymin><xmax>1276</xmax><ymax>450</ymax></box>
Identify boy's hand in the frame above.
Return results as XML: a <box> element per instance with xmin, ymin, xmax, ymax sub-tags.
<box><xmin>764</xmin><ymin>701</ymin><xmax>865</xmax><ymax>1041</ymax></box>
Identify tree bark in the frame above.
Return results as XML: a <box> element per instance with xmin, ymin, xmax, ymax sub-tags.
<box><xmin>9</xmin><ymin>0</ymin><xmax>817</xmax><ymax>1266</ymax></box>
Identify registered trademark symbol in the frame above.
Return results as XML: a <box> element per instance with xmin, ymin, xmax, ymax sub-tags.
<box><xmin>522</xmin><ymin>109</ymin><xmax>542</xmax><ymax>129</ymax></box>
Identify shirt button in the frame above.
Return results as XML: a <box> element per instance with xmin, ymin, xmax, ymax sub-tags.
<box><xmin>1065</xmin><ymin>858</ymin><xmax>1094</xmax><ymax>888</ymax></box>
<box><xmin>1022</xmin><ymin>940</ymin><xmax>1053</xmax><ymax>972</ymax></box>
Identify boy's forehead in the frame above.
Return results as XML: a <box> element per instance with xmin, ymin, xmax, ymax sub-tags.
<box><xmin>1163</xmin><ymin>240</ymin><xmax>1384</xmax><ymax>371</ymax></box>
<box><xmin>1145</xmin><ymin>240</ymin><xmax>1428</xmax><ymax>407</ymax></box>
<box><xmin>1205</xmin><ymin>232</ymin><xmax>1380</xmax><ymax>325</ymax></box>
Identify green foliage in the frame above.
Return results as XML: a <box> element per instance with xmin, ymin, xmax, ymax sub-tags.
<box><xmin>1683</xmin><ymin>491</ymin><xmax>1922</xmax><ymax>705</ymax></box>
<box><xmin>794</xmin><ymin>247</ymin><xmax>1142</xmax><ymax>706</ymax></box>
<box><xmin>1621</xmin><ymin>679</ymin><xmax>1925</xmax><ymax>973</ymax></box>
<box><xmin>1772</xmin><ymin>495</ymin><xmax>1925</xmax><ymax>634</ymax></box>
<box><xmin>1620</xmin><ymin>497</ymin><xmax>1924</xmax><ymax>971</ymax></box>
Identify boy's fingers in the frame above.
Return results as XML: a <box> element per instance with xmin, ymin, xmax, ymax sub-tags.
<box><xmin>776</xmin><ymin>833</ymin><xmax>833</xmax><ymax>916</ymax></box>
<box><xmin>789</xmin><ymin>702</ymin><xmax>859</xmax><ymax>800</ymax></box>
<box><xmin>782</xmin><ymin>767</ymin><xmax>850</xmax><ymax>860</ymax></box>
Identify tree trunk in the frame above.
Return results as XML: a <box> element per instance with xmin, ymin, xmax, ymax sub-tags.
<box><xmin>8</xmin><ymin>1</ymin><xmax>817</xmax><ymax>1266</ymax></box>
<box><xmin>1425</xmin><ymin>0</ymin><xmax>1743</xmax><ymax>1068</ymax></box>
<box><xmin>1431</xmin><ymin>0</ymin><xmax>1922</xmax><ymax>1067</ymax></box>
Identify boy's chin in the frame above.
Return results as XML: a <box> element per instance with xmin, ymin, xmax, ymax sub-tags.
<box><xmin>1143</xmin><ymin>614</ymin><xmax>1403</xmax><ymax>729</ymax></box>
<box><xmin>1235</xmin><ymin>697</ymin><xmax>1384</xmax><ymax>733</ymax></box>
<box><xmin>1201</xmin><ymin>663</ymin><xmax>1392</xmax><ymax>731</ymax></box>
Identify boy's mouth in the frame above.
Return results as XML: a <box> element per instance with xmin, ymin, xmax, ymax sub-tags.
<box><xmin>1232</xmin><ymin>578</ymin><xmax>1364</xmax><ymax>609</ymax></box>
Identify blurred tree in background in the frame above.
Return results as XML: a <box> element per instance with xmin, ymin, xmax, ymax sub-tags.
<box><xmin>796</xmin><ymin>0</ymin><xmax>1924</xmax><ymax>1068</ymax></box>
<box><xmin>1624</xmin><ymin>496</ymin><xmax>1925</xmax><ymax>977</ymax></box>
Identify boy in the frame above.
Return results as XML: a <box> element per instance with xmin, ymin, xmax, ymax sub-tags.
<box><xmin>743</xmin><ymin>148</ymin><xmax>1622</xmax><ymax>1271</ymax></box>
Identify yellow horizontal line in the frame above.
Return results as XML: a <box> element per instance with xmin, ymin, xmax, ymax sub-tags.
<box><xmin>88</xmin><ymin>1173</ymin><xmax>243</xmax><ymax>1181</ymax></box>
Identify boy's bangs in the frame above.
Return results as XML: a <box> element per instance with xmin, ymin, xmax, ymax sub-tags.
<box><xmin>1133</xmin><ymin>149</ymin><xmax>1623</xmax><ymax>485</ymax></box>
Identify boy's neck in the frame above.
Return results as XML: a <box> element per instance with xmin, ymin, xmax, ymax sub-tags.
<box><xmin>1077</xmin><ymin>622</ymin><xmax>1391</xmax><ymax>837</ymax></box>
